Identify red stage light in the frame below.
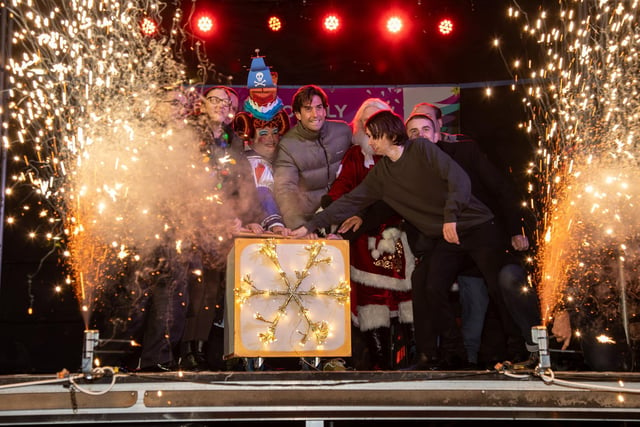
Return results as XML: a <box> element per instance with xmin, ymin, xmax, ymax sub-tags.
<box><xmin>438</xmin><ymin>18</ymin><xmax>454</xmax><ymax>35</ymax></box>
<box><xmin>379</xmin><ymin>9</ymin><xmax>410</xmax><ymax>39</ymax></box>
<box><xmin>323</xmin><ymin>14</ymin><xmax>340</xmax><ymax>32</ymax></box>
<box><xmin>140</xmin><ymin>17</ymin><xmax>158</xmax><ymax>37</ymax></box>
<box><xmin>268</xmin><ymin>16</ymin><xmax>282</xmax><ymax>32</ymax></box>
<box><xmin>196</xmin><ymin>15</ymin><xmax>215</xmax><ymax>34</ymax></box>
<box><xmin>386</xmin><ymin>16</ymin><xmax>403</xmax><ymax>34</ymax></box>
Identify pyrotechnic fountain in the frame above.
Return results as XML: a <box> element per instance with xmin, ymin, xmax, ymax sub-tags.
<box><xmin>3</xmin><ymin>0</ymin><xmax>238</xmax><ymax>374</ymax></box>
<box><xmin>506</xmin><ymin>0</ymin><xmax>640</xmax><ymax>368</ymax></box>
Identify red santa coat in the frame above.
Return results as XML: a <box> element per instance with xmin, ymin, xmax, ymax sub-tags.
<box><xmin>327</xmin><ymin>145</ymin><xmax>414</xmax><ymax>331</ymax></box>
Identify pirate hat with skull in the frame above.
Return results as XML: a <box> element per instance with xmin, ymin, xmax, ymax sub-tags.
<box><xmin>234</xmin><ymin>53</ymin><xmax>290</xmax><ymax>140</ymax></box>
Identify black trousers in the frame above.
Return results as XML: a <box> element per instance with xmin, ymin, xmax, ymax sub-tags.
<box><xmin>411</xmin><ymin>221</ymin><xmax>513</xmax><ymax>357</ymax></box>
<box><xmin>138</xmin><ymin>273</ymin><xmax>188</xmax><ymax>367</ymax></box>
<box><xmin>183</xmin><ymin>268</ymin><xmax>225</xmax><ymax>342</ymax></box>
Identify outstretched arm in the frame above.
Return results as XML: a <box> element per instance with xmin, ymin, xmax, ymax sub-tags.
<box><xmin>273</xmin><ymin>145</ymin><xmax>304</xmax><ymax>228</ymax></box>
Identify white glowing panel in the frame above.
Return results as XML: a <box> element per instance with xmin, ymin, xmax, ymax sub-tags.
<box><xmin>224</xmin><ymin>238</ymin><xmax>351</xmax><ymax>358</ymax></box>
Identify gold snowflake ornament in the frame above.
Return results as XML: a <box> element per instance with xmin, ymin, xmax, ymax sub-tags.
<box><xmin>225</xmin><ymin>238</ymin><xmax>351</xmax><ymax>358</ymax></box>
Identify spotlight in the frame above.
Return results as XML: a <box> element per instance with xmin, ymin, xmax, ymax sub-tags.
<box><xmin>140</xmin><ymin>16</ymin><xmax>158</xmax><ymax>37</ymax></box>
<box><xmin>268</xmin><ymin>15</ymin><xmax>282</xmax><ymax>32</ymax></box>
<box><xmin>386</xmin><ymin>16</ymin><xmax>403</xmax><ymax>34</ymax></box>
<box><xmin>197</xmin><ymin>16</ymin><xmax>214</xmax><ymax>33</ymax></box>
<box><xmin>380</xmin><ymin>9</ymin><xmax>410</xmax><ymax>39</ymax></box>
<box><xmin>323</xmin><ymin>14</ymin><xmax>340</xmax><ymax>32</ymax></box>
<box><xmin>438</xmin><ymin>18</ymin><xmax>454</xmax><ymax>35</ymax></box>
<box><xmin>195</xmin><ymin>14</ymin><xmax>216</xmax><ymax>36</ymax></box>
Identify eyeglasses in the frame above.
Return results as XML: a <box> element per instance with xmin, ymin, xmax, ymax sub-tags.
<box><xmin>205</xmin><ymin>95</ymin><xmax>231</xmax><ymax>107</ymax></box>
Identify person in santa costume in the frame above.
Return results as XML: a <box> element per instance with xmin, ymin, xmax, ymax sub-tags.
<box><xmin>322</xmin><ymin>98</ymin><xmax>415</xmax><ymax>370</ymax></box>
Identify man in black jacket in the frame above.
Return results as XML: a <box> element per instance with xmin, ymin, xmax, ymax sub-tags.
<box><xmin>405</xmin><ymin>112</ymin><xmax>541</xmax><ymax>368</ymax></box>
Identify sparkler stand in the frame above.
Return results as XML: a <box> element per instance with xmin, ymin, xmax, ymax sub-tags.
<box><xmin>532</xmin><ymin>325</ymin><xmax>552</xmax><ymax>372</ymax></box>
<box><xmin>81</xmin><ymin>330</ymin><xmax>100</xmax><ymax>379</ymax></box>
<box><xmin>0</xmin><ymin>4</ymin><xmax>13</xmax><ymax>290</ymax></box>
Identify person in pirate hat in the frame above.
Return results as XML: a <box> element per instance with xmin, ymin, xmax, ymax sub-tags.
<box><xmin>234</xmin><ymin>53</ymin><xmax>291</xmax><ymax>235</ymax></box>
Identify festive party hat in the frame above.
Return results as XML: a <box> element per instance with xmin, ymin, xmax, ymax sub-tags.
<box><xmin>243</xmin><ymin>53</ymin><xmax>284</xmax><ymax>122</ymax></box>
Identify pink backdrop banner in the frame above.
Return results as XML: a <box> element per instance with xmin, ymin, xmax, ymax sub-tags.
<box><xmin>216</xmin><ymin>85</ymin><xmax>460</xmax><ymax>133</ymax></box>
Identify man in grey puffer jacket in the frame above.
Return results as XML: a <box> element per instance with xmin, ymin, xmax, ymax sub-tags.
<box><xmin>274</xmin><ymin>85</ymin><xmax>352</xmax><ymax>229</ymax></box>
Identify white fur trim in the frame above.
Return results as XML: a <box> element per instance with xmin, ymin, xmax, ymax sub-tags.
<box><xmin>398</xmin><ymin>300</ymin><xmax>414</xmax><ymax>324</ymax></box>
<box><xmin>376</xmin><ymin>239</ymin><xmax>395</xmax><ymax>255</ymax></box>
<box><xmin>363</xmin><ymin>153</ymin><xmax>375</xmax><ymax>169</ymax></box>
<box><xmin>351</xmin><ymin>266</ymin><xmax>410</xmax><ymax>291</ymax></box>
<box><xmin>370</xmin><ymin>227</ymin><xmax>401</xmax><ymax>259</ymax></box>
<box><xmin>358</xmin><ymin>304</ymin><xmax>391</xmax><ymax>331</ymax></box>
<box><xmin>402</xmin><ymin>231</ymin><xmax>416</xmax><ymax>280</ymax></box>
<box><xmin>351</xmin><ymin>312</ymin><xmax>359</xmax><ymax>329</ymax></box>
<box><xmin>382</xmin><ymin>227</ymin><xmax>401</xmax><ymax>240</ymax></box>
<box><xmin>351</xmin><ymin>231</ymin><xmax>416</xmax><ymax>291</ymax></box>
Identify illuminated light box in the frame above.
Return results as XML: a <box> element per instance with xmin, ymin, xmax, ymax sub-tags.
<box><xmin>224</xmin><ymin>238</ymin><xmax>351</xmax><ymax>359</ymax></box>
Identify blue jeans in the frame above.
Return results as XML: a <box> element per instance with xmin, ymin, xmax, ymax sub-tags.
<box><xmin>457</xmin><ymin>275</ymin><xmax>489</xmax><ymax>364</ymax></box>
<box><xmin>459</xmin><ymin>263</ymin><xmax>542</xmax><ymax>363</ymax></box>
<box><xmin>498</xmin><ymin>263</ymin><xmax>541</xmax><ymax>347</ymax></box>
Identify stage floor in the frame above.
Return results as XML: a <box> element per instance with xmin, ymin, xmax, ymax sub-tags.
<box><xmin>1</xmin><ymin>369</ymin><xmax>640</xmax><ymax>425</ymax></box>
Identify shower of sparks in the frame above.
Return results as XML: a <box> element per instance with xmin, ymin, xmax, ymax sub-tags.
<box><xmin>4</xmin><ymin>0</ymin><xmax>237</xmax><ymax>326</ymax></box>
<box><xmin>506</xmin><ymin>1</ymin><xmax>640</xmax><ymax>338</ymax></box>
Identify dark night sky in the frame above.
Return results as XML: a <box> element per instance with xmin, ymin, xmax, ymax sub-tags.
<box><xmin>185</xmin><ymin>0</ymin><xmax>527</xmax><ymax>86</ymax></box>
<box><xmin>0</xmin><ymin>0</ymin><xmax>540</xmax><ymax>373</ymax></box>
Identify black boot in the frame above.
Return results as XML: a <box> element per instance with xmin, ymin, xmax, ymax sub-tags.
<box><xmin>180</xmin><ymin>340</ymin><xmax>207</xmax><ymax>371</ymax></box>
<box><xmin>364</xmin><ymin>327</ymin><xmax>391</xmax><ymax>370</ymax></box>
<box><xmin>392</xmin><ymin>322</ymin><xmax>416</xmax><ymax>369</ymax></box>
<box><xmin>404</xmin><ymin>352</ymin><xmax>442</xmax><ymax>371</ymax></box>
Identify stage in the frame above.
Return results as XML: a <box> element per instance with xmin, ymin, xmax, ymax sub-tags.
<box><xmin>1</xmin><ymin>369</ymin><xmax>640</xmax><ymax>425</ymax></box>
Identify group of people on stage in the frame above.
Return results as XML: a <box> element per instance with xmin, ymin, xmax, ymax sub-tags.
<box><xmin>105</xmin><ymin>53</ymin><xmax>631</xmax><ymax>373</ymax></box>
